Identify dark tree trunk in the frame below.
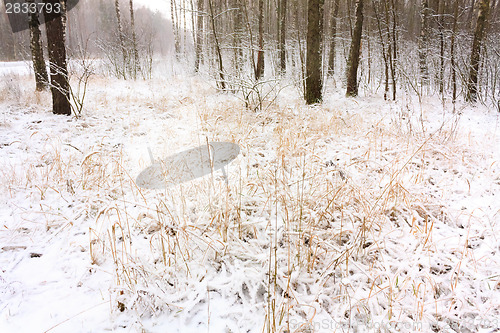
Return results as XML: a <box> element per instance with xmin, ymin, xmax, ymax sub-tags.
<box><xmin>346</xmin><ymin>0</ymin><xmax>364</xmax><ymax>97</ymax></box>
<box><xmin>466</xmin><ymin>0</ymin><xmax>490</xmax><ymax>102</ymax></box>
<box><xmin>328</xmin><ymin>0</ymin><xmax>340</xmax><ymax>76</ymax></box>
<box><xmin>255</xmin><ymin>0</ymin><xmax>265</xmax><ymax>80</ymax></box>
<box><xmin>44</xmin><ymin>0</ymin><xmax>71</xmax><ymax>115</ymax></box>
<box><xmin>451</xmin><ymin>0</ymin><xmax>459</xmax><ymax>104</ymax></box>
<box><xmin>0</xmin><ymin>1</ymin><xmax>16</xmax><ymax>60</ymax></box>
<box><xmin>278</xmin><ymin>0</ymin><xmax>287</xmax><ymax>73</ymax></box>
<box><xmin>305</xmin><ymin>0</ymin><xmax>324</xmax><ymax>104</ymax></box>
<box><xmin>28</xmin><ymin>0</ymin><xmax>48</xmax><ymax>91</ymax></box>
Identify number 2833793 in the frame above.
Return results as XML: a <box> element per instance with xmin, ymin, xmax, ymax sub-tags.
<box><xmin>5</xmin><ymin>2</ymin><xmax>62</xmax><ymax>15</ymax></box>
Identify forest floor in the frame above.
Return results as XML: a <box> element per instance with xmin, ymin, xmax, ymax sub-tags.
<box><xmin>1</xmin><ymin>65</ymin><xmax>499</xmax><ymax>332</ymax></box>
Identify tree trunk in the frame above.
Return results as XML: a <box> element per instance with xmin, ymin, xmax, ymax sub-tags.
<box><xmin>129</xmin><ymin>0</ymin><xmax>140</xmax><ymax>79</ymax></box>
<box><xmin>28</xmin><ymin>0</ymin><xmax>48</xmax><ymax>91</ymax></box>
<box><xmin>208</xmin><ymin>0</ymin><xmax>226</xmax><ymax>90</ymax></box>
<box><xmin>0</xmin><ymin>0</ymin><xmax>16</xmax><ymax>60</ymax></box>
<box><xmin>467</xmin><ymin>0</ymin><xmax>477</xmax><ymax>26</ymax></box>
<box><xmin>305</xmin><ymin>0</ymin><xmax>324</xmax><ymax>104</ymax></box>
<box><xmin>466</xmin><ymin>0</ymin><xmax>490</xmax><ymax>102</ymax></box>
<box><xmin>171</xmin><ymin>0</ymin><xmax>181</xmax><ymax>56</ymax></box>
<box><xmin>44</xmin><ymin>0</ymin><xmax>71</xmax><ymax>115</ymax></box>
<box><xmin>182</xmin><ymin>0</ymin><xmax>187</xmax><ymax>54</ymax></box>
<box><xmin>491</xmin><ymin>0</ymin><xmax>498</xmax><ymax>21</ymax></box>
<box><xmin>241</xmin><ymin>0</ymin><xmax>257</xmax><ymax>77</ymax></box>
<box><xmin>255</xmin><ymin>0</ymin><xmax>265</xmax><ymax>80</ymax></box>
<box><xmin>278</xmin><ymin>0</ymin><xmax>287</xmax><ymax>73</ymax></box>
<box><xmin>451</xmin><ymin>0</ymin><xmax>459</xmax><ymax>104</ymax></box>
<box><xmin>294</xmin><ymin>0</ymin><xmax>306</xmax><ymax>94</ymax></box>
<box><xmin>347</xmin><ymin>0</ymin><xmax>353</xmax><ymax>38</ymax></box>
<box><xmin>195</xmin><ymin>0</ymin><xmax>204</xmax><ymax>72</ymax></box>
<box><xmin>114</xmin><ymin>0</ymin><xmax>127</xmax><ymax>79</ymax></box>
<box><xmin>381</xmin><ymin>0</ymin><xmax>394</xmax><ymax>98</ymax></box>
<box><xmin>389</xmin><ymin>0</ymin><xmax>397</xmax><ymax>100</ymax></box>
<box><xmin>418</xmin><ymin>0</ymin><xmax>429</xmax><ymax>86</ymax></box>
<box><xmin>233</xmin><ymin>0</ymin><xmax>243</xmax><ymax>73</ymax></box>
<box><xmin>438</xmin><ymin>0</ymin><xmax>445</xmax><ymax>96</ymax></box>
<box><xmin>346</xmin><ymin>0</ymin><xmax>364</xmax><ymax>97</ymax></box>
<box><xmin>328</xmin><ymin>0</ymin><xmax>340</xmax><ymax>76</ymax></box>
<box><xmin>374</xmin><ymin>0</ymin><xmax>389</xmax><ymax>100</ymax></box>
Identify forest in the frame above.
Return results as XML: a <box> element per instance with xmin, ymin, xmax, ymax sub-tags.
<box><xmin>0</xmin><ymin>0</ymin><xmax>499</xmax><ymax>332</ymax></box>
<box><xmin>1</xmin><ymin>0</ymin><xmax>499</xmax><ymax>108</ymax></box>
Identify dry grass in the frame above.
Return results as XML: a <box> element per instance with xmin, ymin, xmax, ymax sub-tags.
<box><xmin>2</xmin><ymin>74</ymin><xmax>498</xmax><ymax>332</ymax></box>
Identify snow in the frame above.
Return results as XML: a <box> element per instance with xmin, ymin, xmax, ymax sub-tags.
<box><xmin>0</xmin><ymin>62</ymin><xmax>33</xmax><ymax>76</ymax></box>
<box><xmin>0</xmin><ymin>67</ymin><xmax>499</xmax><ymax>332</ymax></box>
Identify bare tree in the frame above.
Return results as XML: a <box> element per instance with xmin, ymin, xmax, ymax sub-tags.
<box><xmin>208</xmin><ymin>0</ymin><xmax>226</xmax><ymax>89</ymax></box>
<box><xmin>44</xmin><ymin>0</ymin><xmax>71</xmax><ymax>115</ymax></box>
<box><xmin>129</xmin><ymin>0</ymin><xmax>140</xmax><ymax>79</ymax></box>
<box><xmin>194</xmin><ymin>0</ymin><xmax>204</xmax><ymax>72</ymax></box>
<box><xmin>438</xmin><ymin>0</ymin><xmax>445</xmax><ymax>96</ymax></box>
<box><xmin>467</xmin><ymin>0</ymin><xmax>477</xmax><ymax>25</ymax></box>
<box><xmin>27</xmin><ymin>0</ymin><xmax>48</xmax><ymax>91</ymax></box>
<box><xmin>171</xmin><ymin>0</ymin><xmax>181</xmax><ymax>56</ymax></box>
<box><xmin>328</xmin><ymin>0</ymin><xmax>340</xmax><ymax>76</ymax></box>
<box><xmin>388</xmin><ymin>0</ymin><xmax>397</xmax><ymax>100</ymax></box>
<box><xmin>255</xmin><ymin>0</ymin><xmax>265</xmax><ymax>79</ymax></box>
<box><xmin>233</xmin><ymin>0</ymin><xmax>244</xmax><ymax>73</ymax></box>
<box><xmin>0</xmin><ymin>1</ymin><xmax>16</xmax><ymax>60</ymax></box>
<box><xmin>305</xmin><ymin>0</ymin><xmax>324</xmax><ymax>104</ymax></box>
<box><xmin>451</xmin><ymin>0</ymin><xmax>460</xmax><ymax>105</ymax></box>
<box><xmin>418</xmin><ymin>0</ymin><xmax>430</xmax><ymax>86</ymax></box>
<box><xmin>278</xmin><ymin>0</ymin><xmax>287</xmax><ymax>73</ymax></box>
<box><xmin>346</xmin><ymin>0</ymin><xmax>364</xmax><ymax>97</ymax></box>
<box><xmin>114</xmin><ymin>0</ymin><xmax>127</xmax><ymax>79</ymax></box>
<box><xmin>373</xmin><ymin>0</ymin><xmax>389</xmax><ymax>100</ymax></box>
<box><xmin>466</xmin><ymin>0</ymin><xmax>490</xmax><ymax>102</ymax></box>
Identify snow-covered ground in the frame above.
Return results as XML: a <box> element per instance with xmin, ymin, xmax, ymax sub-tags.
<box><xmin>0</xmin><ymin>68</ymin><xmax>499</xmax><ymax>332</ymax></box>
<box><xmin>0</xmin><ymin>61</ymin><xmax>33</xmax><ymax>76</ymax></box>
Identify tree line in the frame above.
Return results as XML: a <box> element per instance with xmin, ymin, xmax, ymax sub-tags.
<box><xmin>1</xmin><ymin>0</ymin><xmax>499</xmax><ymax>115</ymax></box>
<box><xmin>0</xmin><ymin>0</ymin><xmax>170</xmax><ymax>115</ymax></box>
<box><xmin>187</xmin><ymin>0</ymin><xmax>498</xmax><ymax>107</ymax></box>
